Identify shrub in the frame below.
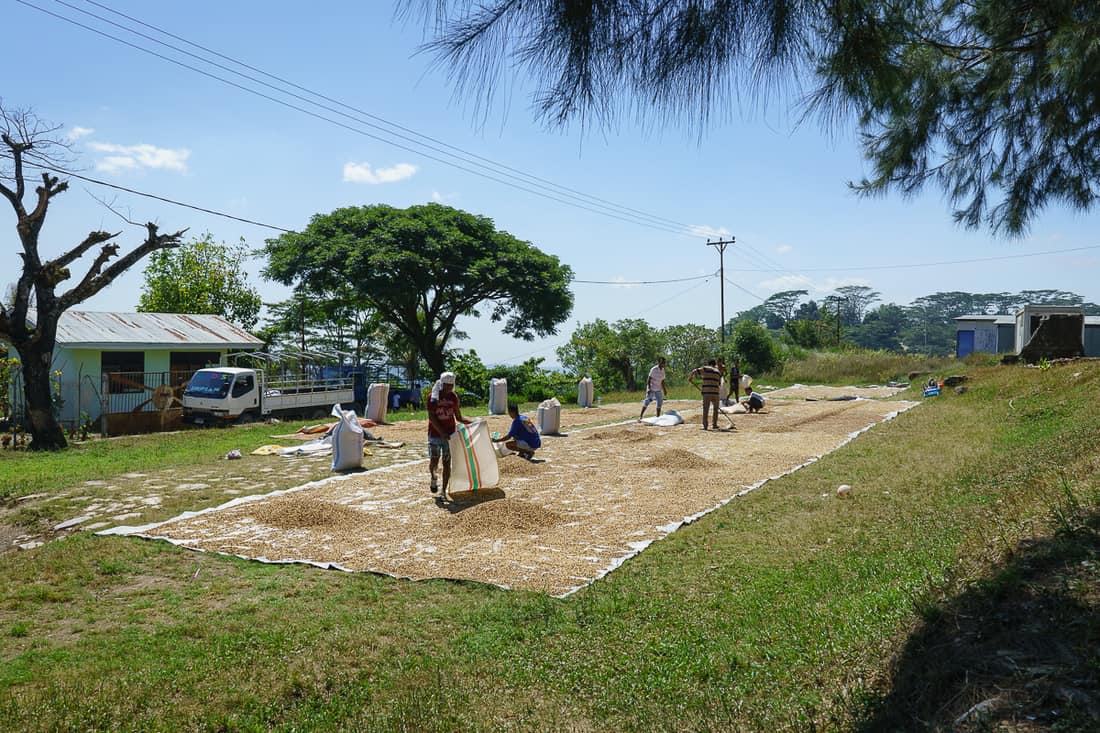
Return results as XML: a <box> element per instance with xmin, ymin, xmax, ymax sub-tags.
<box><xmin>733</xmin><ymin>320</ymin><xmax>783</xmax><ymax>375</ymax></box>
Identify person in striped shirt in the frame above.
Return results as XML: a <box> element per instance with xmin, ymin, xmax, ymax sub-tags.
<box><xmin>689</xmin><ymin>358</ymin><xmax>723</xmax><ymax>430</ymax></box>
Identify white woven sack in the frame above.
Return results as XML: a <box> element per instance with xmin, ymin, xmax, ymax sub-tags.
<box><xmin>537</xmin><ymin>397</ymin><xmax>561</xmax><ymax>434</ymax></box>
<box><xmin>577</xmin><ymin>377</ymin><xmax>594</xmax><ymax>407</ymax></box>
<box><xmin>488</xmin><ymin>378</ymin><xmax>508</xmax><ymax>415</ymax></box>
<box><xmin>447</xmin><ymin>420</ymin><xmax>499</xmax><ymax>492</ymax></box>
<box><xmin>330</xmin><ymin>403</ymin><xmax>364</xmax><ymax>471</ymax></box>
<box><xmin>366</xmin><ymin>383</ymin><xmax>390</xmax><ymax>422</ymax></box>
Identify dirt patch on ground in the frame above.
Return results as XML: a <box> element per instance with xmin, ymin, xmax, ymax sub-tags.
<box><xmin>117</xmin><ymin>395</ymin><xmax>917</xmax><ymax>595</ymax></box>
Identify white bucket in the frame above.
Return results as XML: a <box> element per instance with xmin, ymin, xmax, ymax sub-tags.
<box><xmin>366</xmin><ymin>382</ymin><xmax>390</xmax><ymax>423</ymax></box>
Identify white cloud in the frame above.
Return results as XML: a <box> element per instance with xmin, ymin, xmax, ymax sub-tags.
<box><xmin>68</xmin><ymin>126</ymin><xmax>95</xmax><ymax>140</ymax></box>
<box><xmin>689</xmin><ymin>224</ymin><xmax>732</xmax><ymax>239</ymax></box>
<box><xmin>776</xmin><ymin>244</ymin><xmax>792</xmax><ymax>255</ymax></box>
<box><xmin>98</xmin><ymin>156</ymin><xmax>139</xmax><ymax>172</ymax></box>
<box><xmin>88</xmin><ymin>142</ymin><xmax>190</xmax><ymax>174</ymax></box>
<box><xmin>343</xmin><ymin>161</ymin><xmax>417</xmax><ymax>184</ymax></box>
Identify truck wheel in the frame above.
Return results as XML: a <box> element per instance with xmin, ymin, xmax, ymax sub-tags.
<box><xmin>236</xmin><ymin>410</ymin><xmax>257</xmax><ymax>425</ymax></box>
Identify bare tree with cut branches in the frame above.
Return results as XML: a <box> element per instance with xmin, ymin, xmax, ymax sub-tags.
<box><xmin>0</xmin><ymin>101</ymin><xmax>185</xmax><ymax>450</ymax></box>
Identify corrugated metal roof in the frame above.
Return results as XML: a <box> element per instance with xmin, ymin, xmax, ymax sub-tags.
<box><xmin>956</xmin><ymin>314</ymin><xmax>1100</xmax><ymax>326</ymax></box>
<box><xmin>955</xmin><ymin>315</ymin><xmax>1016</xmax><ymax>324</ymax></box>
<box><xmin>42</xmin><ymin>311</ymin><xmax>263</xmax><ymax>349</ymax></box>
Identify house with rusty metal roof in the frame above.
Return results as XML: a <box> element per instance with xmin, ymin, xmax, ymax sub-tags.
<box><xmin>5</xmin><ymin>311</ymin><xmax>262</xmax><ymax>432</ymax></box>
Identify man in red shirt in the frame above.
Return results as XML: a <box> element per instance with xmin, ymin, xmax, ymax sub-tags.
<box><xmin>427</xmin><ymin>371</ymin><xmax>472</xmax><ymax>503</ymax></box>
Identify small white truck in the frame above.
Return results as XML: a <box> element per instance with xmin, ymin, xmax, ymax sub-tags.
<box><xmin>181</xmin><ymin>367</ymin><xmax>359</xmax><ymax>425</ymax></box>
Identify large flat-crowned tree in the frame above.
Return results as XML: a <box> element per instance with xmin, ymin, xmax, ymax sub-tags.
<box><xmin>406</xmin><ymin>0</ymin><xmax>1100</xmax><ymax>234</ymax></box>
<box><xmin>262</xmin><ymin>203</ymin><xmax>573</xmax><ymax>377</ymax></box>
<box><xmin>0</xmin><ymin>103</ymin><xmax>184</xmax><ymax>450</ymax></box>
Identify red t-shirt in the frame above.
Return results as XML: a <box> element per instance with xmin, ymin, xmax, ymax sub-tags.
<box><xmin>427</xmin><ymin>391</ymin><xmax>460</xmax><ymax>438</ymax></box>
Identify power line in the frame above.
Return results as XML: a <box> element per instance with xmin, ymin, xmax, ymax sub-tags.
<box><xmin>497</xmin><ymin>275</ymin><xmax>715</xmax><ymax>363</ymax></box>
<box><xmin>19</xmin><ymin>162</ymin><xmax>718</xmax><ymax>287</ymax></box>
<box><xmin>18</xmin><ymin>0</ymin><xmax>701</xmax><ymax>238</ymax></box>
<box><xmin>74</xmin><ymin>0</ymin><xmax>702</xmax><ymax>236</ymax></box>
<box><xmin>725</xmin><ymin>243</ymin><xmax>1100</xmax><ymax>273</ymax></box>
<box><xmin>25</xmin><ymin>162</ymin><xmax>295</xmax><ymax>232</ymax></box>
<box><xmin>724</xmin><ymin>276</ymin><xmax>765</xmax><ymax>303</ymax></box>
<box><xmin>572</xmin><ymin>272</ymin><xmax>716</xmax><ymax>285</ymax></box>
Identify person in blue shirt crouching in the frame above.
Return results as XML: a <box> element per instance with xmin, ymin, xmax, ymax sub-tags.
<box><xmin>492</xmin><ymin>402</ymin><xmax>541</xmax><ymax>460</ymax></box>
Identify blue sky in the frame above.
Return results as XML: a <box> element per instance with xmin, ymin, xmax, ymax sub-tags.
<box><xmin>5</xmin><ymin>0</ymin><xmax>1098</xmax><ymax>367</ymax></box>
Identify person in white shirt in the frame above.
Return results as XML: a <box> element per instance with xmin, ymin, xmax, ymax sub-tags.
<box><xmin>639</xmin><ymin>357</ymin><xmax>668</xmax><ymax>420</ymax></box>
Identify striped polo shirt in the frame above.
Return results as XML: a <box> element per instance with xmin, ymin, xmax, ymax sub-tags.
<box><xmin>695</xmin><ymin>365</ymin><xmax>722</xmax><ymax>396</ymax></box>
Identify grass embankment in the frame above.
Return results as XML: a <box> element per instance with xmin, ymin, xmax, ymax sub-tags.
<box><xmin>763</xmin><ymin>349</ymin><xmax>963</xmax><ymax>385</ymax></box>
<box><xmin>1</xmin><ymin>362</ymin><xmax>1098</xmax><ymax>730</ymax></box>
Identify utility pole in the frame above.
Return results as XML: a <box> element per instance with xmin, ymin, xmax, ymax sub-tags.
<box><xmin>706</xmin><ymin>237</ymin><xmax>736</xmax><ymax>342</ymax></box>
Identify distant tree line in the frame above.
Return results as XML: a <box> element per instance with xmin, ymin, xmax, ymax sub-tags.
<box><xmin>728</xmin><ymin>287</ymin><xmax>1100</xmax><ymax>355</ymax></box>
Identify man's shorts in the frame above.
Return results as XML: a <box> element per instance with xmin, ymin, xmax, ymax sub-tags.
<box><xmin>514</xmin><ymin>439</ymin><xmax>534</xmax><ymax>452</ymax></box>
<box><xmin>428</xmin><ymin>435</ymin><xmax>450</xmax><ymax>461</ymax></box>
<box><xmin>748</xmin><ymin>394</ymin><xmax>765</xmax><ymax>410</ymax></box>
<box><xmin>642</xmin><ymin>389</ymin><xmax>664</xmax><ymax>409</ymax></box>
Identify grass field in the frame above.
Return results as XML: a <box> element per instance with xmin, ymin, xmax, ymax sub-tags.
<box><xmin>1</xmin><ymin>359</ymin><xmax>1098</xmax><ymax>730</ymax></box>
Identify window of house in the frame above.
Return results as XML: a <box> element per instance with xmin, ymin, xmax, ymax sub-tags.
<box><xmin>101</xmin><ymin>351</ymin><xmax>145</xmax><ymax>394</ymax></box>
<box><xmin>170</xmin><ymin>351</ymin><xmax>222</xmax><ymax>387</ymax></box>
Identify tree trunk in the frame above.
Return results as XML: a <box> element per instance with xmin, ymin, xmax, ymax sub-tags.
<box><xmin>21</xmin><ymin>350</ymin><xmax>67</xmax><ymax>450</ymax></box>
<box><xmin>611</xmin><ymin>357</ymin><xmax>636</xmax><ymax>391</ymax></box>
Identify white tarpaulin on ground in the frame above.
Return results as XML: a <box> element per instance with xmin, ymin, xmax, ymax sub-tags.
<box><xmin>641</xmin><ymin>409</ymin><xmax>684</xmax><ymax>426</ymax></box>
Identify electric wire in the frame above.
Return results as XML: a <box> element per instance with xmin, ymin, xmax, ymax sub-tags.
<box><xmin>724</xmin><ymin>276</ymin><xmax>765</xmax><ymax>303</ymax></box>
<box><xmin>497</xmin><ymin>275</ymin><xmax>715</xmax><ymax>363</ymax></box>
<box><xmin>24</xmin><ymin>162</ymin><xmax>295</xmax><ymax>232</ymax></box>
<box><xmin>725</xmin><ymin>243</ymin><xmax>1100</xmax><ymax>272</ymax></box>
<box><xmin>74</xmin><ymin>0</ymin><xmax>702</xmax><ymax>236</ymax></box>
<box><xmin>16</xmin><ymin>162</ymin><xmax>718</xmax><ymax>287</ymax></box>
<box><xmin>23</xmin><ymin>2</ymin><xmax>820</xmax><ymax>277</ymax></box>
<box><xmin>19</xmin><ymin>0</ymin><xmax>697</xmax><ymax>237</ymax></box>
<box><xmin>16</xmin><ymin>161</ymin><xmax>1098</xmax><ymax>279</ymax></box>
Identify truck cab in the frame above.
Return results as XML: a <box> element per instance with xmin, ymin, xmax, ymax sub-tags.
<box><xmin>182</xmin><ymin>367</ymin><xmax>259</xmax><ymax>425</ymax></box>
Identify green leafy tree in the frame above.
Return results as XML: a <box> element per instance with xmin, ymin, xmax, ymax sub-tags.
<box><xmin>1</xmin><ymin>104</ymin><xmax>184</xmax><ymax>450</ymax></box>
<box><xmin>260</xmin><ymin>287</ymin><xmax>388</xmax><ymax>366</ymax></box>
<box><xmin>817</xmin><ymin>0</ymin><xmax>1100</xmax><ymax>234</ymax></box>
<box><xmin>488</xmin><ymin>357</ymin><xmax>559</xmax><ymax>402</ymax></box>
<box><xmin>784</xmin><ymin>319</ymin><xmax>828</xmax><ymax>349</ymax></box>
<box><xmin>138</xmin><ymin>232</ymin><xmax>261</xmax><ymax>329</ymax></box>
<box><xmin>850</xmin><ymin>303</ymin><xmax>909</xmax><ymax>351</ymax></box>
<box><xmin>262</xmin><ymin>203</ymin><xmax>573</xmax><ymax>377</ymax></box>
<box><xmin>762</xmin><ymin>289</ymin><xmax>808</xmax><ymax>328</ymax></box>
<box><xmin>557</xmin><ymin>318</ymin><xmax>662</xmax><ymax>391</ymax></box>
<box><xmin>659</xmin><ymin>323</ymin><xmax>721</xmax><ymax>383</ymax></box>
<box><xmin>732</xmin><ymin>320</ymin><xmax>783</xmax><ymax>375</ymax></box>
<box><xmin>725</xmin><ymin>304</ymin><xmax>768</xmax><ymax>336</ymax></box>
<box><xmin>409</xmin><ymin>1</ymin><xmax>1100</xmax><ymax>234</ymax></box>
<box><xmin>447</xmin><ymin>349</ymin><xmax>489</xmax><ymax>396</ymax></box>
<box><xmin>832</xmin><ymin>285</ymin><xmax>881</xmax><ymax>326</ymax></box>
